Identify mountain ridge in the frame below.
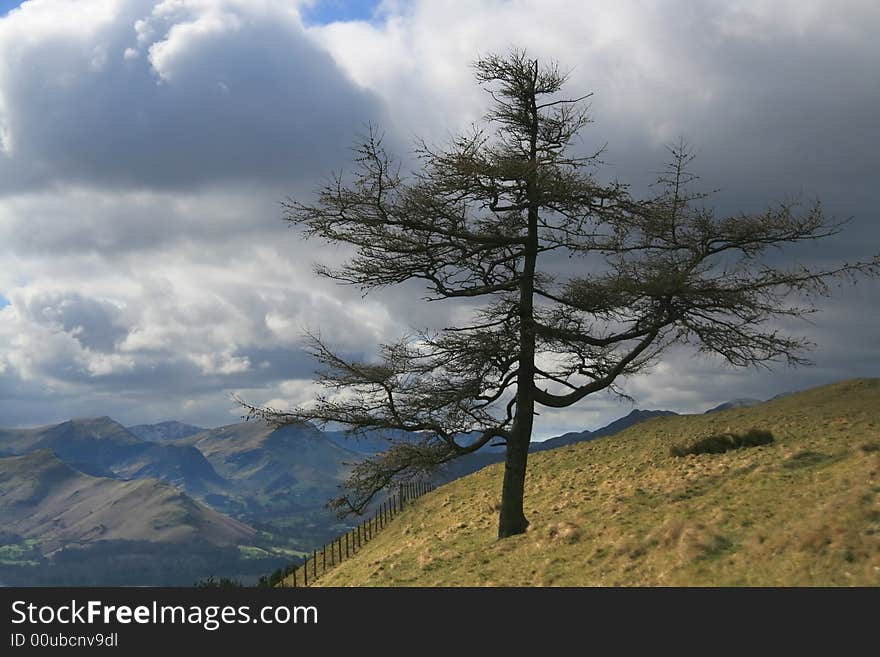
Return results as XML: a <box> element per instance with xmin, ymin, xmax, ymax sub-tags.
<box><xmin>127</xmin><ymin>420</ymin><xmax>206</xmax><ymax>442</ymax></box>
<box><xmin>0</xmin><ymin>416</ymin><xmax>227</xmax><ymax>494</ymax></box>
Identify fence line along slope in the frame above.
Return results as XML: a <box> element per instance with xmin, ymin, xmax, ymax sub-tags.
<box><xmin>274</xmin><ymin>481</ymin><xmax>434</xmax><ymax>587</ymax></box>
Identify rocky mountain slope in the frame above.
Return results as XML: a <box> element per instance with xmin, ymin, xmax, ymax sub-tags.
<box><xmin>126</xmin><ymin>421</ymin><xmax>206</xmax><ymax>442</ymax></box>
<box><xmin>0</xmin><ymin>450</ymin><xmax>254</xmax><ymax>553</ymax></box>
<box><xmin>0</xmin><ymin>417</ymin><xmax>225</xmax><ymax>494</ymax></box>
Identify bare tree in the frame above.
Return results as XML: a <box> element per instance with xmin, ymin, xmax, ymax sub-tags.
<box><xmin>239</xmin><ymin>50</ymin><xmax>879</xmax><ymax>538</ymax></box>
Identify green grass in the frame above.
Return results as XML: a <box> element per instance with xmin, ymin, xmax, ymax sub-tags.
<box><xmin>238</xmin><ymin>544</ymin><xmax>306</xmax><ymax>560</ymax></box>
<box><xmin>0</xmin><ymin>539</ymin><xmax>42</xmax><ymax>566</ymax></box>
<box><xmin>301</xmin><ymin>378</ymin><xmax>880</xmax><ymax>587</ymax></box>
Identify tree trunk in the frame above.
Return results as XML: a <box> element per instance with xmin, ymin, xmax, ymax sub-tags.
<box><xmin>498</xmin><ymin>426</ymin><xmax>531</xmax><ymax>537</ymax></box>
<box><xmin>498</xmin><ymin>60</ymin><xmax>540</xmax><ymax>538</ymax></box>
<box><xmin>498</xmin><ymin>59</ymin><xmax>540</xmax><ymax>540</ymax></box>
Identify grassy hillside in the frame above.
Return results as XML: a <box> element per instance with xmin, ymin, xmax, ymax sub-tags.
<box><xmin>305</xmin><ymin>378</ymin><xmax>880</xmax><ymax>586</ymax></box>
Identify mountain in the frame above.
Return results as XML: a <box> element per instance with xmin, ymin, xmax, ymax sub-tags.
<box><xmin>0</xmin><ymin>416</ymin><xmax>139</xmax><ymax>460</ymax></box>
<box><xmin>0</xmin><ymin>450</ymin><xmax>294</xmax><ymax>586</ymax></box>
<box><xmin>705</xmin><ymin>398</ymin><xmax>763</xmax><ymax>413</ymax></box>
<box><xmin>0</xmin><ymin>417</ymin><xmax>226</xmax><ymax>494</ymax></box>
<box><xmin>171</xmin><ymin>421</ymin><xmax>366</xmax><ymax>537</ymax></box>
<box><xmin>127</xmin><ymin>421</ymin><xmax>205</xmax><ymax>442</ymax></box>
<box><xmin>177</xmin><ymin>421</ymin><xmax>361</xmax><ymax>492</ymax></box>
<box><xmin>0</xmin><ymin>450</ymin><xmax>254</xmax><ymax>552</ymax></box>
<box><xmin>0</xmin><ymin>416</ymin><xmax>366</xmax><ymax>564</ymax></box>
<box><xmin>302</xmin><ymin>378</ymin><xmax>880</xmax><ymax>586</ymax></box>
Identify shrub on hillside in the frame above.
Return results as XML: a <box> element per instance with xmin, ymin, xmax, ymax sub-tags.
<box><xmin>670</xmin><ymin>429</ymin><xmax>774</xmax><ymax>457</ymax></box>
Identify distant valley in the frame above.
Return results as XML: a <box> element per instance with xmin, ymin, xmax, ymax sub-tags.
<box><xmin>0</xmin><ymin>417</ymin><xmax>357</xmax><ymax>585</ymax></box>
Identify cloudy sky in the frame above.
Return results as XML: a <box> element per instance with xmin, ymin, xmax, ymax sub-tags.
<box><xmin>0</xmin><ymin>0</ymin><xmax>877</xmax><ymax>437</ymax></box>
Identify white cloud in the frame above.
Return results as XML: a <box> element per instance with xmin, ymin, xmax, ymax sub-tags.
<box><xmin>0</xmin><ymin>0</ymin><xmax>387</xmax><ymax>191</ymax></box>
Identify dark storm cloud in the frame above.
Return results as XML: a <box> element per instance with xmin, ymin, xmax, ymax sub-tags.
<box><xmin>17</xmin><ymin>290</ymin><xmax>128</xmax><ymax>352</ymax></box>
<box><xmin>572</xmin><ymin>13</ymin><xmax>880</xmax><ymax>227</ymax></box>
<box><xmin>38</xmin><ymin>349</ymin><xmax>315</xmax><ymax>395</ymax></box>
<box><xmin>567</xmin><ymin>8</ymin><xmax>880</xmax><ymax>419</ymax></box>
<box><xmin>0</xmin><ymin>189</ymin><xmax>269</xmax><ymax>255</ymax></box>
<box><xmin>303</xmin><ymin>0</ymin><xmax>880</xmax><ymax>434</ymax></box>
<box><xmin>0</xmin><ymin>0</ymin><xmax>387</xmax><ymax>193</ymax></box>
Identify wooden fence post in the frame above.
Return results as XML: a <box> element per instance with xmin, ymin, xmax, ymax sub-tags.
<box><xmin>272</xmin><ymin>487</ymin><xmax>430</xmax><ymax>589</ymax></box>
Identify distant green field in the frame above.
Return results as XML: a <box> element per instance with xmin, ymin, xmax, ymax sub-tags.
<box><xmin>0</xmin><ymin>539</ymin><xmax>41</xmax><ymax>566</ymax></box>
<box><xmin>303</xmin><ymin>378</ymin><xmax>880</xmax><ymax>586</ymax></box>
<box><xmin>238</xmin><ymin>544</ymin><xmax>305</xmax><ymax>560</ymax></box>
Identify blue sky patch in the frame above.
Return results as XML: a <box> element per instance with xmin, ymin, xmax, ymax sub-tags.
<box><xmin>0</xmin><ymin>1</ymin><xmax>384</xmax><ymax>22</ymax></box>
<box><xmin>0</xmin><ymin>294</ymin><xmax>8</xmax><ymax>309</ymax></box>
<box><xmin>301</xmin><ymin>0</ymin><xmax>382</xmax><ymax>25</ymax></box>
<box><xmin>0</xmin><ymin>1</ymin><xmax>23</xmax><ymax>17</ymax></box>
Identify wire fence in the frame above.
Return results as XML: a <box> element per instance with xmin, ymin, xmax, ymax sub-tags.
<box><xmin>278</xmin><ymin>480</ymin><xmax>434</xmax><ymax>587</ymax></box>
